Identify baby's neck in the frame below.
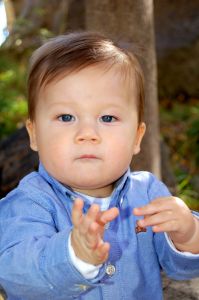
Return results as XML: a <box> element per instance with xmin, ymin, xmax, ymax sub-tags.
<box><xmin>73</xmin><ymin>184</ymin><xmax>114</xmax><ymax>198</ymax></box>
<box><xmin>76</xmin><ymin>190</ymin><xmax>112</xmax><ymax>211</ymax></box>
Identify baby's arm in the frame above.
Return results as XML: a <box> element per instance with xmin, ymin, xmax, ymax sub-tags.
<box><xmin>71</xmin><ymin>198</ymin><xmax>119</xmax><ymax>265</ymax></box>
<box><xmin>0</xmin><ymin>194</ymin><xmax>117</xmax><ymax>298</ymax></box>
<box><xmin>133</xmin><ymin>196</ymin><xmax>199</xmax><ymax>254</ymax></box>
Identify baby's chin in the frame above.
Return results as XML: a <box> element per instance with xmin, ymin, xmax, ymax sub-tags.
<box><xmin>54</xmin><ymin>168</ymin><xmax>125</xmax><ymax>196</ymax></box>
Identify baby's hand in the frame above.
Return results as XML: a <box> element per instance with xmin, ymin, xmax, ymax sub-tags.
<box><xmin>133</xmin><ymin>197</ymin><xmax>199</xmax><ymax>253</ymax></box>
<box><xmin>71</xmin><ymin>198</ymin><xmax>119</xmax><ymax>265</ymax></box>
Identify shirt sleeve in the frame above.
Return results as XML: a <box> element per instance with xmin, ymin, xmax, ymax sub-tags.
<box><xmin>0</xmin><ymin>190</ymin><xmax>106</xmax><ymax>299</ymax></box>
<box><xmin>68</xmin><ymin>233</ymin><xmax>102</xmax><ymax>279</ymax></box>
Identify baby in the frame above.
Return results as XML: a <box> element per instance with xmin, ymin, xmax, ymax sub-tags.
<box><xmin>0</xmin><ymin>31</ymin><xmax>199</xmax><ymax>300</ymax></box>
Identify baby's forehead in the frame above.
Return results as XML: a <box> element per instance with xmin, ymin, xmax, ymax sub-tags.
<box><xmin>28</xmin><ymin>33</ymin><xmax>144</xmax><ymax>121</ymax></box>
<box><xmin>37</xmin><ymin>64</ymin><xmax>138</xmax><ymax>111</ymax></box>
<box><xmin>42</xmin><ymin>62</ymin><xmax>137</xmax><ymax>94</ymax></box>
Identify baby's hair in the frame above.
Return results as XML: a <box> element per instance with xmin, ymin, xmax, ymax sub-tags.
<box><xmin>27</xmin><ymin>31</ymin><xmax>144</xmax><ymax>122</ymax></box>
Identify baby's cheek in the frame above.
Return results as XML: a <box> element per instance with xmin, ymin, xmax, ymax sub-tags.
<box><xmin>110</xmin><ymin>143</ymin><xmax>133</xmax><ymax>168</ymax></box>
<box><xmin>117</xmin><ymin>136</ymin><xmax>135</xmax><ymax>154</ymax></box>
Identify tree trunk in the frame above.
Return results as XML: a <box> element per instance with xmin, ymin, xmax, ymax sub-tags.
<box><xmin>85</xmin><ymin>0</ymin><xmax>161</xmax><ymax>178</ymax></box>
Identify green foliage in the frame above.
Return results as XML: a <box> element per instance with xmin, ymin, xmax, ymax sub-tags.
<box><xmin>160</xmin><ymin>100</ymin><xmax>199</xmax><ymax>172</ymax></box>
<box><xmin>32</xmin><ymin>7</ymin><xmax>46</xmax><ymax>17</ymax></box>
<box><xmin>0</xmin><ymin>53</ymin><xmax>27</xmax><ymax>139</ymax></box>
<box><xmin>176</xmin><ymin>172</ymin><xmax>199</xmax><ymax>211</ymax></box>
<box><xmin>39</xmin><ymin>28</ymin><xmax>54</xmax><ymax>39</ymax></box>
<box><xmin>160</xmin><ymin>99</ymin><xmax>199</xmax><ymax>210</ymax></box>
<box><xmin>187</xmin><ymin>117</ymin><xmax>199</xmax><ymax>166</ymax></box>
<box><xmin>15</xmin><ymin>17</ymin><xmax>33</xmax><ymax>28</ymax></box>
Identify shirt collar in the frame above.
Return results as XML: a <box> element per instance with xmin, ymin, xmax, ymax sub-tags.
<box><xmin>38</xmin><ymin>162</ymin><xmax>131</xmax><ymax>209</ymax></box>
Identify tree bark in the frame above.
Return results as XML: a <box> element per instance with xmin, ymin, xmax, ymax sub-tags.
<box><xmin>85</xmin><ymin>0</ymin><xmax>161</xmax><ymax>178</ymax></box>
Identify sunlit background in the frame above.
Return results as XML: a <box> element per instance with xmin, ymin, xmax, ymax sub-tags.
<box><xmin>0</xmin><ymin>1</ymin><xmax>8</xmax><ymax>45</ymax></box>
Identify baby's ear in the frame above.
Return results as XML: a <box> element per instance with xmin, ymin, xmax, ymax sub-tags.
<box><xmin>26</xmin><ymin>119</ymin><xmax>38</xmax><ymax>151</ymax></box>
<box><xmin>133</xmin><ymin>122</ymin><xmax>146</xmax><ymax>155</ymax></box>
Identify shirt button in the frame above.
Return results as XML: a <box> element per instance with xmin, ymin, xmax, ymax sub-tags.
<box><xmin>106</xmin><ymin>264</ymin><xmax>116</xmax><ymax>276</ymax></box>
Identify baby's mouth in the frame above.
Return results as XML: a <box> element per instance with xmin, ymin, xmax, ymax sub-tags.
<box><xmin>78</xmin><ymin>154</ymin><xmax>98</xmax><ymax>159</ymax></box>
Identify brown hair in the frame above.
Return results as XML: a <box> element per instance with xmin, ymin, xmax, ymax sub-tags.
<box><xmin>27</xmin><ymin>31</ymin><xmax>144</xmax><ymax>122</ymax></box>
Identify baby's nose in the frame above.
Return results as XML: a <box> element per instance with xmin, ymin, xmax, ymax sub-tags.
<box><xmin>75</xmin><ymin>123</ymin><xmax>101</xmax><ymax>144</ymax></box>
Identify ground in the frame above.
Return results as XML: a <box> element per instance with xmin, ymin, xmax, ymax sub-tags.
<box><xmin>163</xmin><ymin>274</ymin><xmax>199</xmax><ymax>299</ymax></box>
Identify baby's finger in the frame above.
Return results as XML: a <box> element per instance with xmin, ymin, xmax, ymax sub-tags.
<box><xmin>152</xmin><ymin>219</ymin><xmax>179</xmax><ymax>233</ymax></box>
<box><xmin>133</xmin><ymin>197</ymin><xmax>173</xmax><ymax>216</ymax></box>
<box><xmin>138</xmin><ymin>210</ymin><xmax>174</xmax><ymax>228</ymax></box>
<box><xmin>79</xmin><ymin>204</ymin><xmax>100</xmax><ymax>235</ymax></box>
<box><xmin>72</xmin><ymin>198</ymin><xmax>84</xmax><ymax>228</ymax></box>
<box><xmin>133</xmin><ymin>196</ymin><xmax>188</xmax><ymax>216</ymax></box>
<box><xmin>87</xmin><ymin>204</ymin><xmax>100</xmax><ymax>222</ymax></box>
<box><xmin>99</xmin><ymin>207</ymin><xmax>119</xmax><ymax>225</ymax></box>
<box><xmin>85</xmin><ymin>222</ymin><xmax>101</xmax><ymax>249</ymax></box>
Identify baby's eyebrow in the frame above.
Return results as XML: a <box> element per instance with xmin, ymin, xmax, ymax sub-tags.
<box><xmin>46</xmin><ymin>101</ymin><xmax>75</xmax><ymax>108</ymax></box>
<box><xmin>100</xmin><ymin>102</ymin><xmax>126</xmax><ymax>109</ymax></box>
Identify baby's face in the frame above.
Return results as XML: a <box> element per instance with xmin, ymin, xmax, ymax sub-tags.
<box><xmin>27</xmin><ymin>64</ymin><xmax>145</xmax><ymax>197</ymax></box>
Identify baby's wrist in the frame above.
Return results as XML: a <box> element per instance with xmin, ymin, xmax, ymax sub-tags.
<box><xmin>172</xmin><ymin>217</ymin><xmax>199</xmax><ymax>254</ymax></box>
<box><xmin>71</xmin><ymin>229</ymin><xmax>102</xmax><ymax>265</ymax></box>
<box><xmin>69</xmin><ymin>232</ymin><xmax>102</xmax><ymax>279</ymax></box>
<box><xmin>70</xmin><ymin>230</ymin><xmax>84</xmax><ymax>261</ymax></box>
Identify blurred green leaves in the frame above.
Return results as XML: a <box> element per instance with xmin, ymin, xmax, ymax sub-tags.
<box><xmin>160</xmin><ymin>100</ymin><xmax>199</xmax><ymax>172</ymax></box>
<box><xmin>0</xmin><ymin>53</ymin><xmax>27</xmax><ymax>139</ymax></box>
<box><xmin>160</xmin><ymin>99</ymin><xmax>199</xmax><ymax>210</ymax></box>
<box><xmin>176</xmin><ymin>172</ymin><xmax>199</xmax><ymax>211</ymax></box>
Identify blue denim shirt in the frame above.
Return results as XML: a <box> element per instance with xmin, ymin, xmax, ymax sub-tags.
<box><xmin>0</xmin><ymin>163</ymin><xmax>199</xmax><ymax>300</ymax></box>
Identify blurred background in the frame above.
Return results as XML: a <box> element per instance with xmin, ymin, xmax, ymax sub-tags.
<box><xmin>0</xmin><ymin>2</ymin><xmax>199</xmax><ymax>299</ymax></box>
<box><xmin>0</xmin><ymin>0</ymin><xmax>198</xmax><ymax>211</ymax></box>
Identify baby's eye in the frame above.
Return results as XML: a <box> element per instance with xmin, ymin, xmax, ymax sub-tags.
<box><xmin>100</xmin><ymin>115</ymin><xmax>117</xmax><ymax>123</ymax></box>
<box><xmin>58</xmin><ymin>114</ymin><xmax>75</xmax><ymax>122</ymax></box>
